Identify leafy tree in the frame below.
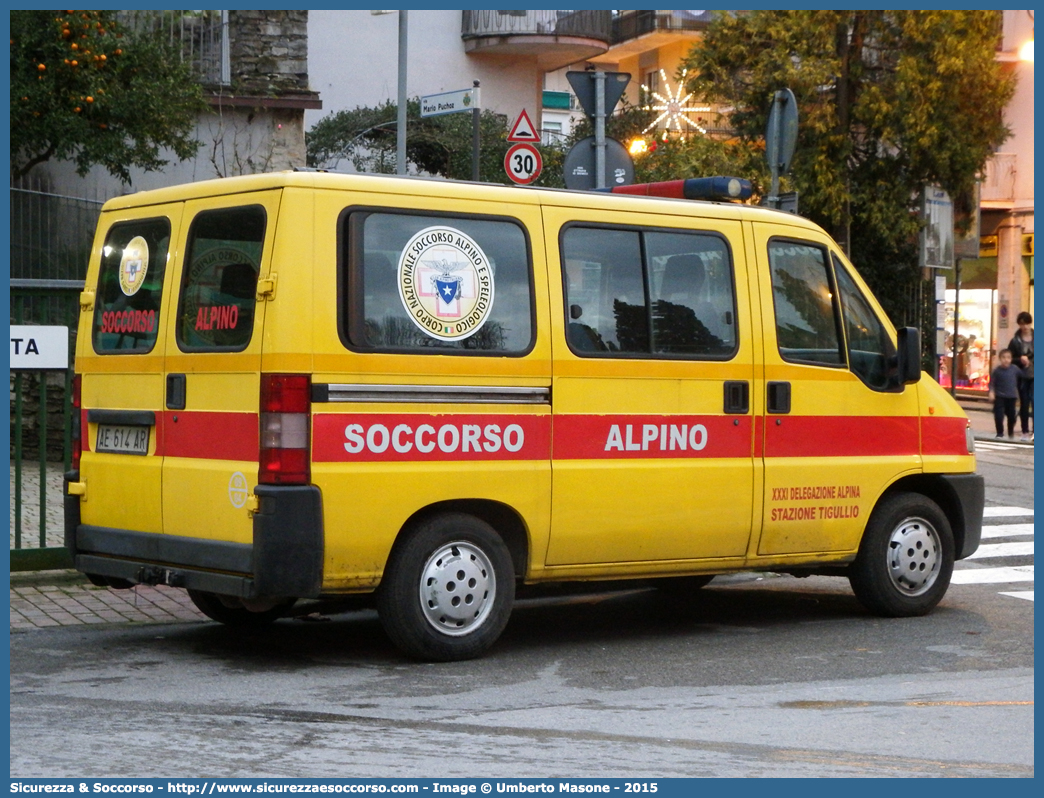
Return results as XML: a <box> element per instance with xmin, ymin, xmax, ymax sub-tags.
<box><xmin>682</xmin><ymin>10</ymin><xmax>1014</xmax><ymax>320</ymax></box>
<box><xmin>307</xmin><ymin>99</ymin><xmax>525</xmax><ymax>185</ymax></box>
<box><xmin>11</xmin><ymin>10</ymin><xmax>206</xmax><ymax>182</ymax></box>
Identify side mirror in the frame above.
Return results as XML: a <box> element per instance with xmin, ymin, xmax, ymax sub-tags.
<box><xmin>896</xmin><ymin>327</ymin><xmax>921</xmax><ymax>385</ymax></box>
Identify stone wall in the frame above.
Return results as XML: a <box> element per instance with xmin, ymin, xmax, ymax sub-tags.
<box><xmin>229</xmin><ymin>10</ymin><xmax>310</xmax><ymax>96</ymax></box>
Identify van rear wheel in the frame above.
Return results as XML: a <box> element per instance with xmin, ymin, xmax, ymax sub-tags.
<box><xmin>848</xmin><ymin>492</ymin><xmax>954</xmax><ymax>617</ymax></box>
<box><xmin>377</xmin><ymin>513</ymin><xmax>515</xmax><ymax>661</ymax></box>
<box><xmin>187</xmin><ymin>590</ymin><xmax>296</xmax><ymax>627</ymax></box>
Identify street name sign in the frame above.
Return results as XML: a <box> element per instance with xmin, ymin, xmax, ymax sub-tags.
<box><xmin>420</xmin><ymin>87</ymin><xmax>480</xmax><ymax>117</ymax></box>
<box><xmin>10</xmin><ymin>325</ymin><xmax>69</xmax><ymax>370</ymax></box>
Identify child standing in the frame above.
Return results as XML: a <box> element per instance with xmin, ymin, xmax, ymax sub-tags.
<box><xmin>989</xmin><ymin>349</ymin><xmax>1023</xmax><ymax>439</ymax></box>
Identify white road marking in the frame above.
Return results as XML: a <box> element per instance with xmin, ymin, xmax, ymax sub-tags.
<box><xmin>975</xmin><ymin>441</ymin><xmax>1027</xmax><ymax>451</ymax></box>
<box><xmin>980</xmin><ymin>523</ymin><xmax>1035</xmax><ymax>539</ymax></box>
<box><xmin>966</xmin><ymin>541</ymin><xmax>1034</xmax><ymax>559</ymax></box>
<box><xmin>998</xmin><ymin>591</ymin><xmax>1034</xmax><ymax>601</ymax></box>
<box><xmin>982</xmin><ymin>506</ymin><xmax>1034</xmax><ymax>518</ymax></box>
<box><xmin>950</xmin><ymin>565</ymin><xmax>1034</xmax><ymax>584</ymax></box>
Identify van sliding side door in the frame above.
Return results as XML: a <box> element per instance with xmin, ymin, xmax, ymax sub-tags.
<box><xmin>543</xmin><ymin>205</ymin><xmax>756</xmax><ymax>569</ymax></box>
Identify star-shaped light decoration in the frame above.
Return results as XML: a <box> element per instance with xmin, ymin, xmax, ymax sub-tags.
<box><xmin>641</xmin><ymin>68</ymin><xmax>711</xmax><ymax>139</ymax></box>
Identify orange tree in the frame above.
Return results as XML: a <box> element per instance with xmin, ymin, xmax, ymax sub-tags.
<box><xmin>11</xmin><ymin>10</ymin><xmax>205</xmax><ymax>182</ymax></box>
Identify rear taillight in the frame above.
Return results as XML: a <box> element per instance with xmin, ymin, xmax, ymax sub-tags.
<box><xmin>72</xmin><ymin>374</ymin><xmax>82</xmax><ymax>470</ymax></box>
<box><xmin>259</xmin><ymin>374</ymin><xmax>311</xmax><ymax>485</ymax></box>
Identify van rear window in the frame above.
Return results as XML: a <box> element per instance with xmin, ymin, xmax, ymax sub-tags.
<box><xmin>176</xmin><ymin>206</ymin><xmax>265</xmax><ymax>352</ymax></box>
<box><xmin>92</xmin><ymin>218</ymin><xmax>170</xmax><ymax>354</ymax></box>
<box><xmin>342</xmin><ymin>211</ymin><xmax>533</xmax><ymax>354</ymax></box>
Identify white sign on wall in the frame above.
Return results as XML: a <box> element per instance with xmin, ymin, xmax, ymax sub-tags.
<box><xmin>10</xmin><ymin>326</ymin><xmax>69</xmax><ymax>370</ymax></box>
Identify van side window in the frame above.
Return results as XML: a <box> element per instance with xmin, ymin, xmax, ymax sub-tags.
<box><xmin>176</xmin><ymin>206</ymin><xmax>265</xmax><ymax>352</ymax></box>
<box><xmin>92</xmin><ymin>218</ymin><xmax>170</xmax><ymax>354</ymax></box>
<box><xmin>562</xmin><ymin>225</ymin><xmax>736</xmax><ymax>358</ymax></box>
<box><xmin>833</xmin><ymin>255</ymin><xmax>898</xmax><ymax>390</ymax></box>
<box><xmin>768</xmin><ymin>240</ymin><xmax>844</xmax><ymax>366</ymax></box>
<box><xmin>343</xmin><ymin>211</ymin><xmax>533</xmax><ymax>354</ymax></box>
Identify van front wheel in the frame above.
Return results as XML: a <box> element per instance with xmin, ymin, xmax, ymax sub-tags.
<box><xmin>848</xmin><ymin>493</ymin><xmax>954</xmax><ymax>617</ymax></box>
<box><xmin>377</xmin><ymin>513</ymin><xmax>515</xmax><ymax>661</ymax></box>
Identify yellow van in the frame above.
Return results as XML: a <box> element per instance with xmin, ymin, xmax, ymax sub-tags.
<box><xmin>66</xmin><ymin>171</ymin><xmax>983</xmax><ymax>660</ymax></box>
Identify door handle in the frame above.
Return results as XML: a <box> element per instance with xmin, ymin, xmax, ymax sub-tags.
<box><xmin>767</xmin><ymin>381</ymin><xmax>791</xmax><ymax>414</ymax></box>
<box><xmin>166</xmin><ymin>374</ymin><xmax>186</xmax><ymax>410</ymax></box>
<box><xmin>723</xmin><ymin>381</ymin><xmax>749</xmax><ymax>414</ymax></box>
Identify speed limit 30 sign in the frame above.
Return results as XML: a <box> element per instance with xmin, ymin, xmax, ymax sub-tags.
<box><xmin>504</xmin><ymin>142</ymin><xmax>542</xmax><ymax>185</ymax></box>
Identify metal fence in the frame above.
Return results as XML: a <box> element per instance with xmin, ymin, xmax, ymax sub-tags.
<box><xmin>10</xmin><ymin>186</ymin><xmax>97</xmax><ymax>570</ymax></box>
<box><xmin>117</xmin><ymin>9</ymin><xmax>229</xmax><ymax>85</ymax></box>
<box><xmin>10</xmin><ymin>287</ymin><xmax>82</xmax><ymax>572</ymax></box>
<box><xmin>10</xmin><ymin>188</ymin><xmax>104</xmax><ymax>282</ymax></box>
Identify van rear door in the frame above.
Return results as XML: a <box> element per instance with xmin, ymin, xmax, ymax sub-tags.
<box><xmin>160</xmin><ymin>191</ymin><xmax>282</xmax><ymax>548</ymax></box>
<box><xmin>78</xmin><ymin>204</ymin><xmax>183</xmax><ymax>538</ymax></box>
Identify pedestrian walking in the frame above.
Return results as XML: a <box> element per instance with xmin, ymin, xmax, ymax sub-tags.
<box><xmin>989</xmin><ymin>348</ymin><xmax>1023</xmax><ymax>439</ymax></box>
<box><xmin>1008</xmin><ymin>311</ymin><xmax>1033</xmax><ymax>440</ymax></box>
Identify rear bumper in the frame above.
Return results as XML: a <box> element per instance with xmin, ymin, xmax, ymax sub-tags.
<box><xmin>64</xmin><ymin>475</ymin><xmax>324</xmax><ymax>598</ymax></box>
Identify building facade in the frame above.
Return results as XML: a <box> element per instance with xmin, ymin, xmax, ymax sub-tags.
<box><xmin>15</xmin><ymin>10</ymin><xmax>320</xmax><ymax>202</ymax></box>
<box><xmin>306</xmin><ymin>9</ymin><xmax>610</xmax><ymax>148</ymax></box>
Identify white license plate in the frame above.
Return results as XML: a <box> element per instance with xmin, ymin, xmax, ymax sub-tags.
<box><xmin>96</xmin><ymin>424</ymin><xmax>150</xmax><ymax>455</ymax></box>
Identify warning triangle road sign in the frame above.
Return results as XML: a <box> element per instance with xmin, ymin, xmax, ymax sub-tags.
<box><xmin>507</xmin><ymin>109</ymin><xmax>540</xmax><ymax>142</ymax></box>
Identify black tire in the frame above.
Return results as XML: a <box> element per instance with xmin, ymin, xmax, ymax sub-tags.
<box><xmin>848</xmin><ymin>492</ymin><xmax>955</xmax><ymax>617</ymax></box>
<box><xmin>657</xmin><ymin>574</ymin><xmax>715</xmax><ymax>600</ymax></box>
<box><xmin>377</xmin><ymin>513</ymin><xmax>515</xmax><ymax>662</ymax></box>
<box><xmin>187</xmin><ymin>590</ymin><xmax>296</xmax><ymax>627</ymax></box>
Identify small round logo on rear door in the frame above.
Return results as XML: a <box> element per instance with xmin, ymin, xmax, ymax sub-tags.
<box><xmin>228</xmin><ymin>472</ymin><xmax>248</xmax><ymax>509</ymax></box>
<box><xmin>118</xmin><ymin>235</ymin><xmax>150</xmax><ymax>296</ymax></box>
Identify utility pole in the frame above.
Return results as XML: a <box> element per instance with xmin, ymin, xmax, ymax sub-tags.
<box><xmin>472</xmin><ymin>80</ymin><xmax>481</xmax><ymax>181</ymax></box>
<box><xmin>593</xmin><ymin>70</ymin><xmax>606</xmax><ymax>190</ymax></box>
<box><xmin>396</xmin><ymin>11</ymin><xmax>408</xmax><ymax>176</ymax></box>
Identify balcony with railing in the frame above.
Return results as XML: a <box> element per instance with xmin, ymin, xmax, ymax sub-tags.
<box><xmin>118</xmin><ymin>10</ymin><xmax>229</xmax><ymax>86</ymax></box>
<box><xmin>461</xmin><ymin>10</ymin><xmax>611</xmax><ymax>70</ymax></box>
<box><xmin>601</xmin><ymin>10</ymin><xmax>712</xmax><ymax>59</ymax></box>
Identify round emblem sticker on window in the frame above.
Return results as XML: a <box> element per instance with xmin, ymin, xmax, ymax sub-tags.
<box><xmin>118</xmin><ymin>236</ymin><xmax>150</xmax><ymax>296</ymax></box>
<box><xmin>398</xmin><ymin>226</ymin><xmax>495</xmax><ymax>341</ymax></box>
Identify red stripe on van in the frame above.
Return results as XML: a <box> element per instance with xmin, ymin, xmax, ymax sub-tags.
<box><xmin>921</xmin><ymin>415</ymin><xmax>970</xmax><ymax>456</ymax></box>
<box><xmin>763</xmin><ymin>415</ymin><xmax>920</xmax><ymax>458</ymax></box>
<box><xmin>312</xmin><ymin>413</ymin><xmax>551</xmax><ymax>462</ymax></box>
<box><xmin>157</xmin><ymin>411</ymin><xmax>258</xmax><ymax>461</ymax></box>
<box><xmin>552</xmin><ymin>414</ymin><xmax>752</xmax><ymax>459</ymax></box>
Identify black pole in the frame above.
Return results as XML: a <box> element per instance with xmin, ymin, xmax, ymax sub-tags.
<box><xmin>472</xmin><ymin>80</ymin><xmax>481</xmax><ymax>182</ymax></box>
<box><xmin>950</xmin><ymin>258</ymin><xmax>961</xmax><ymax>397</ymax></box>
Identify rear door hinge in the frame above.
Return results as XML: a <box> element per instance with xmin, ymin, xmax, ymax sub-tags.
<box><xmin>256</xmin><ymin>275</ymin><xmax>276</xmax><ymax>301</ymax></box>
<box><xmin>79</xmin><ymin>290</ymin><xmax>95</xmax><ymax>311</ymax></box>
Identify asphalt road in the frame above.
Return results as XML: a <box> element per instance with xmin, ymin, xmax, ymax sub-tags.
<box><xmin>10</xmin><ymin>445</ymin><xmax>1033</xmax><ymax>778</ymax></box>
